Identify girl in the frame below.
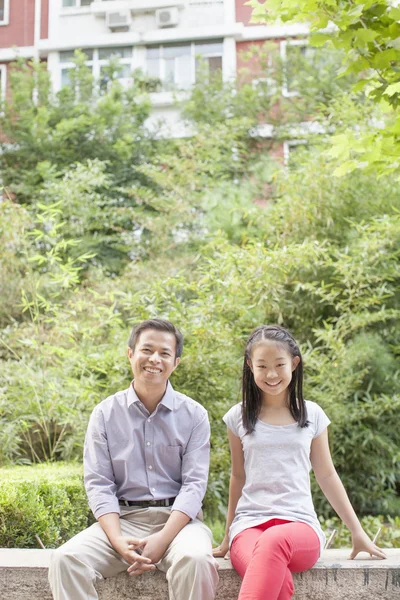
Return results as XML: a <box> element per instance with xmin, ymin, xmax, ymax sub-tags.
<box><xmin>213</xmin><ymin>325</ymin><xmax>386</xmax><ymax>600</ymax></box>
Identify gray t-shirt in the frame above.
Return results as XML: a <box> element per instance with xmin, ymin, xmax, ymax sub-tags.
<box><xmin>223</xmin><ymin>400</ymin><xmax>330</xmax><ymax>554</ymax></box>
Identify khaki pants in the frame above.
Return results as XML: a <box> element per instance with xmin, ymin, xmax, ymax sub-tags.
<box><xmin>48</xmin><ymin>506</ymin><xmax>219</xmax><ymax>600</ymax></box>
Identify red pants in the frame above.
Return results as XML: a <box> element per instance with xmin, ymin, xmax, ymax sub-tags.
<box><xmin>230</xmin><ymin>519</ymin><xmax>320</xmax><ymax>600</ymax></box>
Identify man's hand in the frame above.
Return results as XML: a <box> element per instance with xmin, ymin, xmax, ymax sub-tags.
<box><xmin>112</xmin><ymin>535</ymin><xmax>156</xmax><ymax>573</ymax></box>
<box><xmin>127</xmin><ymin>531</ymin><xmax>170</xmax><ymax>576</ymax></box>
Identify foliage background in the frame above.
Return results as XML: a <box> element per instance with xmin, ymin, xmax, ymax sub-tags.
<box><xmin>0</xmin><ymin>35</ymin><xmax>399</xmax><ymax>547</ymax></box>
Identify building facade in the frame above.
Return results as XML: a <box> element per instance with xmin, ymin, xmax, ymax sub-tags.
<box><xmin>0</xmin><ymin>0</ymin><xmax>308</xmax><ymax>140</ymax></box>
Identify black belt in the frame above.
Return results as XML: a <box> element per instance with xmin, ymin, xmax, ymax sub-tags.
<box><xmin>119</xmin><ymin>497</ymin><xmax>176</xmax><ymax>508</ymax></box>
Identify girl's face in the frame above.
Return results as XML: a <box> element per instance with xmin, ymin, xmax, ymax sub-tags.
<box><xmin>248</xmin><ymin>340</ymin><xmax>300</xmax><ymax>401</ymax></box>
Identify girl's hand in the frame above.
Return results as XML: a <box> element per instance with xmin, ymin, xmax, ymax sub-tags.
<box><xmin>212</xmin><ymin>537</ymin><xmax>230</xmax><ymax>559</ymax></box>
<box><xmin>349</xmin><ymin>530</ymin><xmax>387</xmax><ymax>560</ymax></box>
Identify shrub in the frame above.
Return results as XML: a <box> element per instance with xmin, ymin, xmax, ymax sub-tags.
<box><xmin>0</xmin><ymin>463</ymin><xmax>92</xmax><ymax>548</ymax></box>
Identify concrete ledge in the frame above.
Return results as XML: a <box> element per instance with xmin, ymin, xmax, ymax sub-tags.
<box><xmin>1</xmin><ymin>548</ymin><xmax>399</xmax><ymax>599</ymax></box>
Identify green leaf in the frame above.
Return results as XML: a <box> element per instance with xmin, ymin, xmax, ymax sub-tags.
<box><xmin>326</xmin><ymin>135</ymin><xmax>351</xmax><ymax>160</ymax></box>
<box><xmin>310</xmin><ymin>33</ymin><xmax>331</xmax><ymax>47</ymax></box>
<box><xmin>352</xmin><ymin>79</ymin><xmax>374</xmax><ymax>92</ymax></box>
<box><xmin>388</xmin><ymin>7</ymin><xmax>400</xmax><ymax>21</ymax></box>
<box><xmin>372</xmin><ymin>49</ymin><xmax>399</xmax><ymax>69</ymax></box>
<box><xmin>333</xmin><ymin>160</ymin><xmax>359</xmax><ymax>176</ymax></box>
<box><xmin>354</xmin><ymin>29</ymin><xmax>379</xmax><ymax>43</ymax></box>
<box><xmin>383</xmin><ymin>82</ymin><xmax>400</xmax><ymax>97</ymax></box>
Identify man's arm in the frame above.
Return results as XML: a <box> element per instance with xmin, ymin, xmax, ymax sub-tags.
<box><xmin>84</xmin><ymin>406</ymin><xmax>120</xmax><ymax>519</ymax></box>
<box><xmin>84</xmin><ymin>407</ymin><xmax>154</xmax><ymax>570</ymax></box>
<box><xmin>171</xmin><ymin>410</ymin><xmax>210</xmax><ymax>518</ymax></box>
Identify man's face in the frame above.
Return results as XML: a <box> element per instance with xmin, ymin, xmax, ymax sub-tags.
<box><xmin>127</xmin><ymin>328</ymin><xmax>180</xmax><ymax>388</ymax></box>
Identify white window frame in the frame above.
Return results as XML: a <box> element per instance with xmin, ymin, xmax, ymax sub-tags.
<box><xmin>58</xmin><ymin>47</ymin><xmax>135</xmax><ymax>91</ymax></box>
<box><xmin>280</xmin><ymin>38</ymin><xmax>308</xmax><ymax>98</ymax></box>
<box><xmin>146</xmin><ymin>41</ymin><xmax>223</xmax><ymax>92</ymax></box>
<box><xmin>0</xmin><ymin>0</ymin><xmax>10</xmax><ymax>26</ymax></box>
<box><xmin>61</xmin><ymin>0</ymin><xmax>94</xmax><ymax>9</ymax></box>
<box><xmin>283</xmin><ymin>139</ymin><xmax>308</xmax><ymax>167</ymax></box>
<box><xmin>97</xmin><ymin>47</ymin><xmax>134</xmax><ymax>90</ymax></box>
<box><xmin>0</xmin><ymin>64</ymin><xmax>6</xmax><ymax>100</ymax></box>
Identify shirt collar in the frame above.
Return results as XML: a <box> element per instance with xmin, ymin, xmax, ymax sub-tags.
<box><xmin>127</xmin><ymin>380</ymin><xmax>175</xmax><ymax>411</ymax></box>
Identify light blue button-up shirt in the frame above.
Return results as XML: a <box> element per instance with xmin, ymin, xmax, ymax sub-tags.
<box><xmin>84</xmin><ymin>381</ymin><xmax>210</xmax><ymax>520</ymax></box>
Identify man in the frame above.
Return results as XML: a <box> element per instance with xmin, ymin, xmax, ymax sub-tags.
<box><xmin>49</xmin><ymin>318</ymin><xmax>219</xmax><ymax>600</ymax></box>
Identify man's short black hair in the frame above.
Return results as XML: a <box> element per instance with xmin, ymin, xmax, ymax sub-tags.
<box><xmin>128</xmin><ymin>318</ymin><xmax>183</xmax><ymax>359</ymax></box>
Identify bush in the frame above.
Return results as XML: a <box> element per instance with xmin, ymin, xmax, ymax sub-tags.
<box><xmin>0</xmin><ymin>463</ymin><xmax>92</xmax><ymax>548</ymax></box>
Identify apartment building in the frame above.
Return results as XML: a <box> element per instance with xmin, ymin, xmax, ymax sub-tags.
<box><xmin>0</xmin><ymin>1</ymin><xmax>309</xmax><ymax>140</ymax></box>
<box><xmin>0</xmin><ymin>0</ymin><xmax>49</xmax><ymax>92</ymax></box>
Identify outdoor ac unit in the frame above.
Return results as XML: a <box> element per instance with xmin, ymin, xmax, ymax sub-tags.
<box><xmin>155</xmin><ymin>7</ymin><xmax>179</xmax><ymax>28</ymax></box>
<box><xmin>106</xmin><ymin>11</ymin><xmax>131</xmax><ymax>30</ymax></box>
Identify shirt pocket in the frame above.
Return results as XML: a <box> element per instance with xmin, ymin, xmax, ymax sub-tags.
<box><xmin>157</xmin><ymin>444</ymin><xmax>183</xmax><ymax>482</ymax></box>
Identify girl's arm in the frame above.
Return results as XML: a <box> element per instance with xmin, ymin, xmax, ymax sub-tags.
<box><xmin>310</xmin><ymin>429</ymin><xmax>386</xmax><ymax>560</ymax></box>
<box><xmin>213</xmin><ymin>428</ymin><xmax>246</xmax><ymax>558</ymax></box>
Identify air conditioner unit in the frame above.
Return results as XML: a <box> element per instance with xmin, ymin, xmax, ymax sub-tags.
<box><xmin>106</xmin><ymin>11</ymin><xmax>131</xmax><ymax>31</ymax></box>
<box><xmin>155</xmin><ymin>7</ymin><xmax>179</xmax><ymax>28</ymax></box>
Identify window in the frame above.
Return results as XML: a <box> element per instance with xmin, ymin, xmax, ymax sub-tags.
<box><xmin>283</xmin><ymin>140</ymin><xmax>308</xmax><ymax>168</ymax></box>
<box><xmin>98</xmin><ymin>46</ymin><xmax>133</xmax><ymax>91</ymax></box>
<box><xmin>60</xmin><ymin>49</ymin><xmax>94</xmax><ymax>88</ymax></box>
<box><xmin>146</xmin><ymin>41</ymin><xmax>223</xmax><ymax>91</ymax></box>
<box><xmin>59</xmin><ymin>47</ymin><xmax>133</xmax><ymax>91</ymax></box>
<box><xmin>281</xmin><ymin>40</ymin><xmax>320</xmax><ymax>97</ymax></box>
<box><xmin>195</xmin><ymin>41</ymin><xmax>223</xmax><ymax>80</ymax></box>
<box><xmin>0</xmin><ymin>0</ymin><xmax>10</xmax><ymax>25</ymax></box>
<box><xmin>62</xmin><ymin>0</ymin><xmax>93</xmax><ymax>7</ymax></box>
<box><xmin>147</xmin><ymin>44</ymin><xmax>192</xmax><ymax>91</ymax></box>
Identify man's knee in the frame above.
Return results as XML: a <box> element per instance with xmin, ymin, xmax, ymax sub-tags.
<box><xmin>49</xmin><ymin>544</ymin><xmax>91</xmax><ymax>581</ymax></box>
<box><xmin>174</xmin><ymin>548</ymin><xmax>218</xmax><ymax>576</ymax></box>
<box><xmin>50</xmin><ymin>545</ymin><xmax>71</xmax><ymax>572</ymax></box>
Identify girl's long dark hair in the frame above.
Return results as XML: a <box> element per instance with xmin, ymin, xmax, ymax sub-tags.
<box><xmin>242</xmin><ymin>325</ymin><xmax>308</xmax><ymax>434</ymax></box>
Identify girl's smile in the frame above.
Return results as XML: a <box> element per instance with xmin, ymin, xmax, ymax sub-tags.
<box><xmin>264</xmin><ymin>380</ymin><xmax>282</xmax><ymax>388</ymax></box>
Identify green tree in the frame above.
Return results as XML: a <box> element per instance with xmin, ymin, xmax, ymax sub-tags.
<box><xmin>247</xmin><ymin>0</ymin><xmax>400</xmax><ymax>178</ymax></box>
<box><xmin>0</xmin><ymin>55</ymin><xmax>174</xmax><ymax>272</ymax></box>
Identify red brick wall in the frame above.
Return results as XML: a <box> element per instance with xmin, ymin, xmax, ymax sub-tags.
<box><xmin>41</xmin><ymin>0</ymin><xmax>48</xmax><ymax>39</ymax></box>
<box><xmin>236</xmin><ymin>40</ymin><xmax>266</xmax><ymax>76</ymax></box>
<box><xmin>236</xmin><ymin>39</ymin><xmax>283</xmax><ymax>80</ymax></box>
<box><xmin>0</xmin><ymin>0</ymin><xmax>35</xmax><ymax>48</ymax></box>
<box><xmin>236</xmin><ymin>0</ymin><xmax>258</xmax><ymax>26</ymax></box>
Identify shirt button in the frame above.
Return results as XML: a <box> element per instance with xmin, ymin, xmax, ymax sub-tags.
<box><xmin>151</xmin><ymin>488</ymin><xmax>155</xmax><ymax>492</ymax></box>
<box><xmin>146</xmin><ymin>442</ymin><xmax>151</xmax><ymax>446</ymax></box>
<box><xmin>147</xmin><ymin>418</ymin><xmax>151</xmax><ymax>422</ymax></box>
<box><xmin>148</xmin><ymin>465</ymin><xmax>153</xmax><ymax>470</ymax></box>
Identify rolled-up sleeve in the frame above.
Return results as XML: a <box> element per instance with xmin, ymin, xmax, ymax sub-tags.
<box><xmin>84</xmin><ymin>406</ymin><xmax>120</xmax><ymax>519</ymax></box>
<box><xmin>172</xmin><ymin>410</ymin><xmax>210</xmax><ymax>520</ymax></box>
